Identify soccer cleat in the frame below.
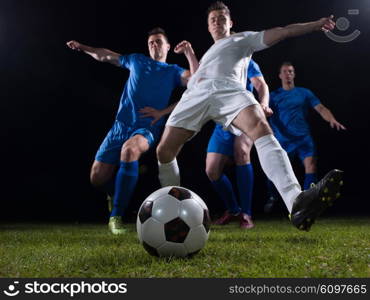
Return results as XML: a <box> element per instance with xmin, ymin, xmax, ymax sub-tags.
<box><xmin>213</xmin><ymin>210</ymin><xmax>239</xmax><ymax>225</ymax></box>
<box><xmin>264</xmin><ymin>196</ymin><xmax>278</xmax><ymax>213</ymax></box>
<box><xmin>290</xmin><ymin>169</ymin><xmax>343</xmax><ymax>231</ymax></box>
<box><xmin>107</xmin><ymin>195</ymin><xmax>113</xmax><ymax>213</ymax></box>
<box><xmin>108</xmin><ymin>216</ymin><xmax>126</xmax><ymax>235</ymax></box>
<box><xmin>239</xmin><ymin>213</ymin><xmax>255</xmax><ymax>229</ymax></box>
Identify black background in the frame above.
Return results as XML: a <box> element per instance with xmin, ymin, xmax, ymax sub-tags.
<box><xmin>1</xmin><ymin>0</ymin><xmax>369</xmax><ymax>222</ymax></box>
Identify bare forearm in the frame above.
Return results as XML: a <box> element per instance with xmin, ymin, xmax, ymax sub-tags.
<box><xmin>284</xmin><ymin>21</ymin><xmax>321</xmax><ymax>38</ymax></box>
<box><xmin>264</xmin><ymin>21</ymin><xmax>319</xmax><ymax>46</ymax></box>
<box><xmin>319</xmin><ymin>107</ymin><xmax>336</xmax><ymax>123</ymax></box>
<box><xmin>263</xmin><ymin>15</ymin><xmax>336</xmax><ymax>46</ymax></box>
<box><xmin>79</xmin><ymin>43</ymin><xmax>120</xmax><ymax>65</ymax></box>
<box><xmin>184</xmin><ymin>51</ymin><xmax>199</xmax><ymax>75</ymax></box>
<box><xmin>256</xmin><ymin>84</ymin><xmax>270</xmax><ymax>107</ymax></box>
<box><xmin>162</xmin><ymin>102</ymin><xmax>179</xmax><ymax>115</ymax></box>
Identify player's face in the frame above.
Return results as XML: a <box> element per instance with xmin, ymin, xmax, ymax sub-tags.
<box><xmin>148</xmin><ymin>34</ymin><xmax>170</xmax><ymax>61</ymax></box>
<box><xmin>279</xmin><ymin>65</ymin><xmax>295</xmax><ymax>83</ymax></box>
<box><xmin>208</xmin><ymin>9</ymin><xmax>233</xmax><ymax>41</ymax></box>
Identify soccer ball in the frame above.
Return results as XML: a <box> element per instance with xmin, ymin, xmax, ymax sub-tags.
<box><xmin>136</xmin><ymin>186</ymin><xmax>211</xmax><ymax>257</ymax></box>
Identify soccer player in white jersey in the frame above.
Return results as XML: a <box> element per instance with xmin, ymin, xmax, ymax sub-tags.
<box><xmin>156</xmin><ymin>1</ymin><xmax>343</xmax><ymax>231</ymax></box>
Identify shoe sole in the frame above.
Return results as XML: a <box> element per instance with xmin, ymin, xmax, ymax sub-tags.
<box><xmin>291</xmin><ymin>169</ymin><xmax>343</xmax><ymax>231</ymax></box>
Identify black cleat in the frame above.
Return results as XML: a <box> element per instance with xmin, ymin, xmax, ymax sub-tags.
<box><xmin>264</xmin><ymin>196</ymin><xmax>278</xmax><ymax>213</ymax></box>
<box><xmin>290</xmin><ymin>169</ymin><xmax>343</xmax><ymax>231</ymax></box>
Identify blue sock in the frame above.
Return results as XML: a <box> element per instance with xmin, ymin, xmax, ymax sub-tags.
<box><xmin>304</xmin><ymin>173</ymin><xmax>317</xmax><ymax>190</ymax></box>
<box><xmin>210</xmin><ymin>174</ymin><xmax>240</xmax><ymax>215</ymax></box>
<box><xmin>236</xmin><ymin>164</ymin><xmax>254</xmax><ymax>216</ymax></box>
<box><xmin>111</xmin><ymin>161</ymin><xmax>139</xmax><ymax>217</ymax></box>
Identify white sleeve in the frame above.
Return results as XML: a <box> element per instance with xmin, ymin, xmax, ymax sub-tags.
<box><xmin>239</xmin><ymin>31</ymin><xmax>268</xmax><ymax>53</ymax></box>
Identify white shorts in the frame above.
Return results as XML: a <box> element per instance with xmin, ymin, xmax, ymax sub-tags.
<box><xmin>166</xmin><ymin>79</ymin><xmax>259</xmax><ymax>136</ymax></box>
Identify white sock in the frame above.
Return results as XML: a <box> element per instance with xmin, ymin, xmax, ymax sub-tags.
<box><xmin>158</xmin><ymin>159</ymin><xmax>180</xmax><ymax>187</ymax></box>
<box><xmin>254</xmin><ymin>134</ymin><xmax>301</xmax><ymax>213</ymax></box>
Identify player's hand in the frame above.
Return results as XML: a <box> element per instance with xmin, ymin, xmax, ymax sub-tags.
<box><xmin>66</xmin><ymin>40</ymin><xmax>82</xmax><ymax>51</ymax></box>
<box><xmin>330</xmin><ymin>119</ymin><xmax>346</xmax><ymax>131</ymax></box>
<box><xmin>139</xmin><ymin>107</ymin><xmax>164</xmax><ymax>125</ymax></box>
<box><xmin>317</xmin><ymin>15</ymin><xmax>335</xmax><ymax>32</ymax></box>
<box><xmin>261</xmin><ymin>105</ymin><xmax>273</xmax><ymax>117</ymax></box>
<box><xmin>174</xmin><ymin>40</ymin><xmax>194</xmax><ymax>56</ymax></box>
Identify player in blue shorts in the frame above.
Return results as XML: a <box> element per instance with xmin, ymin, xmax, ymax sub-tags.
<box><xmin>264</xmin><ymin>62</ymin><xmax>346</xmax><ymax>213</ymax></box>
<box><xmin>66</xmin><ymin>28</ymin><xmax>198</xmax><ymax>234</ymax></box>
<box><xmin>206</xmin><ymin>58</ymin><xmax>272</xmax><ymax>229</ymax></box>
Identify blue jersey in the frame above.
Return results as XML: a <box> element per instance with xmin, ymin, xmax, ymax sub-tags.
<box><xmin>269</xmin><ymin>87</ymin><xmax>321</xmax><ymax>141</ymax></box>
<box><xmin>213</xmin><ymin>59</ymin><xmax>263</xmax><ymax>139</ymax></box>
<box><xmin>116</xmin><ymin>54</ymin><xmax>184</xmax><ymax>129</ymax></box>
<box><xmin>246</xmin><ymin>59</ymin><xmax>263</xmax><ymax>92</ymax></box>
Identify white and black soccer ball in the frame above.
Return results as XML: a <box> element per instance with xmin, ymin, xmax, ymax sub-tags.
<box><xmin>136</xmin><ymin>186</ymin><xmax>211</xmax><ymax>257</ymax></box>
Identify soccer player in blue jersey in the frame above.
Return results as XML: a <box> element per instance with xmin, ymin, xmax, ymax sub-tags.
<box><xmin>66</xmin><ymin>28</ymin><xmax>198</xmax><ymax>234</ymax></box>
<box><xmin>206</xmin><ymin>59</ymin><xmax>271</xmax><ymax>228</ymax></box>
<box><xmin>264</xmin><ymin>62</ymin><xmax>346</xmax><ymax>213</ymax></box>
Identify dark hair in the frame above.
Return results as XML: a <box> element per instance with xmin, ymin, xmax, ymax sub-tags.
<box><xmin>279</xmin><ymin>61</ymin><xmax>294</xmax><ymax>72</ymax></box>
<box><xmin>207</xmin><ymin>1</ymin><xmax>231</xmax><ymax>17</ymax></box>
<box><xmin>148</xmin><ymin>27</ymin><xmax>169</xmax><ymax>43</ymax></box>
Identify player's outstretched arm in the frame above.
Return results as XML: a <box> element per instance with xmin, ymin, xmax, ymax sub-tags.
<box><xmin>314</xmin><ymin>103</ymin><xmax>346</xmax><ymax>130</ymax></box>
<box><xmin>263</xmin><ymin>16</ymin><xmax>335</xmax><ymax>47</ymax></box>
<box><xmin>250</xmin><ymin>76</ymin><xmax>273</xmax><ymax>117</ymax></box>
<box><xmin>174</xmin><ymin>40</ymin><xmax>199</xmax><ymax>86</ymax></box>
<box><xmin>66</xmin><ymin>40</ymin><xmax>122</xmax><ymax>67</ymax></box>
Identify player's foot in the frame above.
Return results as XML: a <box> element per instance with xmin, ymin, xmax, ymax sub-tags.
<box><xmin>108</xmin><ymin>216</ymin><xmax>126</xmax><ymax>235</ymax></box>
<box><xmin>213</xmin><ymin>210</ymin><xmax>239</xmax><ymax>225</ymax></box>
<box><xmin>107</xmin><ymin>194</ymin><xmax>113</xmax><ymax>213</ymax></box>
<box><xmin>290</xmin><ymin>169</ymin><xmax>343</xmax><ymax>231</ymax></box>
<box><xmin>239</xmin><ymin>213</ymin><xmax>254</xmax><ymax>229</ymax></box>
<box><xmin>264</xmin><ymin>196</ymin><xmax>278</xmax><ymax>213</ymax></box>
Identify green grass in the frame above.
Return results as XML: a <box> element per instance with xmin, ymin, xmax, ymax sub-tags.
<box><xmin>0</xmin><ymin>217</ymin><xmax>369</xmax><ymax>277</ymax></box>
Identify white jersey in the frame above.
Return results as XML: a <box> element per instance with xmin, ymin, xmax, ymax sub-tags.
<box><xmin>188</xmin><ymin>31</ymin><xmax>267</xmax><ymax>89</ymax></box>
<box><xmin>167</xmin><ymin>30</ymin><xmax>268</xmax><ymax>135</ymax></box>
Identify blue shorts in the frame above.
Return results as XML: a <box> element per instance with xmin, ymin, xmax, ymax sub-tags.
<box><xmin>279</xmin><ymin>135</ymin><xmax>317</xmax><ymax>162</ymax></box>
<box><xmin>95</xmin><ymin>120</ymin><xmax>162</xmax><ymax>165</ymax></box>
<box><xmin>207</xmin><ymin>125</ymin><xmax>235</xmax><ymax>157</ymax></box>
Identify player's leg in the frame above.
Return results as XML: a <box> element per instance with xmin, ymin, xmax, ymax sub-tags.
<box><xmin>156</xmin><ymin>125</ymin><xmax>195</xmax><ymax>187</ymax></box>
<box><xmin>299</xmin><ymin>137</ymin><xmax>318</xmax><ymax>190</ymax></box>
<box><xmin>109</xmin><ymin>133</ymin><xmax>150</xmax><ymax>234</ymax></box>
<box><xmin>206</xmin><ymin>127</ymin><xmax>240</xmax><ymax>224</ymax></box>
<box><xmin>90</xmin><ymin>161</ymin><xmax>117</xmax><ymax>212</ymax></box>
<box><xmin>232</xmin><ymin>104</ymin><xmax>343</xmax><ymax>231</ymax></box>
<box><xmin>233</xmin><ymin>134</ymin><xmax>255</xmax><ymax>229</ymax></box>
<box><xmin>264</xmin><ymin>149</ymin><xmax>294</xmax><ymax>214</ymax></box>
<box><xmin>232</xmin><ymin>104</ymin><xmax>301</xmax><ymax>212</ymax></box>
<box><xmin>206</xmin><ymin>152</ymin><xmax>240</xmax><ymax>224</ymax></box>
<box><xmin>90</xmin><ymin>160</ymin><xmax>117</xmax><ymax>194</ymax></box>
<box><xmin>92</xmin><ymin>123</ymin><xmax>126</xmax><ymax>212</ymax></box>
<box><xmin>303</xmin><ymin>156</ymin><xmax>318</xmax><ymax>190</ymax></box>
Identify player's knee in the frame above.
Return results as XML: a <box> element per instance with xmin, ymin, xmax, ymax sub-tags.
<box><xmin>251</xmin><ymin>119</ymin><xmax>273</xmax><ymax>140</ymax></box>
<box><xmin>90</xmin><ymin>168</ymin><xmax>106</xmax><ymax>187</ymax></box>
<box><xmin>121</xmin><ymin>145</ymin><xmax>140</xmax><ymax>162</ymax></box>
<box><xmin>205</xmin><ymin>166</ymin><xmax>221</xmax><ymax>181</ymax></box>
<box><xmin>234</xmin><ymin>151</ymin><xmax>250</xmax><ymax>165</ymax></box>
<box><xmin>156</xmin><ymin>143</ymin><xmax>174</xmax><ymax>163</ymax></box>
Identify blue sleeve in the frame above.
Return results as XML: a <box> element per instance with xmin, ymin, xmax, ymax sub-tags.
<box><xmin>118</xmin><ymin>54</ymin><xmax>135</xmax><ymax>69</ymax></box>
<box><xmin>173</xmin><ymin>64</ymin><xmax>186</xmax><ymax>87</ymax></box>
<box><xmin>247</xmin><ymin>59</ymin><xmax>263</xmax><ymax>79</ymax></box>
<box><xmin>304</xmin><ymin>88</ymin><xmax>321</xmax><ymax>108</ymax></box>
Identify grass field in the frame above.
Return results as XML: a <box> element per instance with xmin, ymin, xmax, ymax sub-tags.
<box><xmin>0</xmin><ymin>217</ymin><xmax>369</xmax><ymax>278</ymax></box>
